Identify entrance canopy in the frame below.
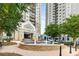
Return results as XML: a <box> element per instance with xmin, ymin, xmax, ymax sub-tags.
<box><xmin>21</xmin><ymin>21</ymin><xmax>36</xmax><ymax>33</ymax></box>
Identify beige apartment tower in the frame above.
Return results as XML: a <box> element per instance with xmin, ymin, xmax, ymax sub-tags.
<box><xmin>46</xmin><ymin>3</ymin><xmax>79</xmax><ymax>26</ymax></box>
<box><xmin>14</xmin><ymin>3</ymin><xmax>41</xmax><ymax>41</ymax></box>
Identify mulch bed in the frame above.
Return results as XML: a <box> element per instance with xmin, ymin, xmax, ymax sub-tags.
<box><xmin>2</xmin><ymin>42</ymin><xmax>17</xmax><ymax>46</ymax></box>
<box><xmin>0</xmin><ymin>53</ymin><xmax>22</xmax><ymax>56</ymax></box>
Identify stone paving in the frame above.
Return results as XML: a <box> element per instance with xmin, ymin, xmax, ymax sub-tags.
<box><xmin>0</xmin><ymin>41</ymin><xmax>78</xmax><ymax>56</ymax></box>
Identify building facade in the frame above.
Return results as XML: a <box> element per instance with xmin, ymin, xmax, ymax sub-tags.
<box><xmin>36</xmin><ymin>4</ymin><xmax>41</xmax><ymax>34</ymax></box>
<box><xmin>46</xmin><ymin>3</ymin><xmax>79</xmax><ymax>42</ymax></box>
<box><xmin>46</xmin><ymin>3</ymin><xmax>79</xmax><ymax>26</ymax></box>
<box><xmin>14</xmin><ymin>3</ymin><xmax>41</xmax><ymax>41</ymax></box>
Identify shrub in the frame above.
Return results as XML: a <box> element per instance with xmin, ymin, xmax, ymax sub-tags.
<box><xmin>64</xmin><ymin>42</ymin><xmax>74</xmax><ymax>45</ymax></box>
<box><xmin>5</xmin><ymin>37</ymin><xmax>13</xmax><ymax>42</ymax></box>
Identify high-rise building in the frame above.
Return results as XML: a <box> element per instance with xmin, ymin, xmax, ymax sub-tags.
<box><xmin>46</xmin><ymin>3</ymin><xmax>79</xmax><ymax>26</ymax></box>
<box><xmin>36</xmin><ymin>4</ymin><xmax>41</xmax><ymax>34</ymax></box>
<box><xmin>14</xmin><ymin>3</ymin><xmax>41</xmax><ymax>41</ymax></box>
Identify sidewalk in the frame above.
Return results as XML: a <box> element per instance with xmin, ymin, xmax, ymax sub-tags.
<box><xmin>0</xmin><ymin>43</ymin><xmax>78</xmax><ymax>56</ymax></box>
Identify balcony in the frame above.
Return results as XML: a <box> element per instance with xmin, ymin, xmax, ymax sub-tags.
<box><xmin>30</xmin><ymin>12</ymin><xmax>36</xmax><ymax>16</ymax></box>
<box><xmin>31</xmin><ymin>21</ymin><xmax>36</xmax><ymax>26</ymax></box>
<box><xmin>30</xmin><ymin>4</ymin><xmax>36</xmax><ymax>9</ymax></box>
<box><xmin>29</xmin><ymin>9</ymin><xmax>35</xmax><ymax>13</ymax></box>
<box><xmin>30</xmin><ymin>15</ymin><xmax>35</xmax><ymax>19</ymax></box>
<box><xmin>30</xmin><ymin>19</ymin><xmax>36</xmax><ymax>22</ymax></box>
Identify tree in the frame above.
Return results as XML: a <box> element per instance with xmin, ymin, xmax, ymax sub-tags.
<box><xmin>0</xmin><ymin>3</ymin><xmax>31</xmax><ymax>42</ymax></box>
<box><xmin>45</xmin><ymin>24</ymin><xmax>60</xmax><ymax>37</ymax></box>
<box><xmin>61</xmin><ymin>15</ymin><xmax>79</xmax><ymax>40</ymax></box>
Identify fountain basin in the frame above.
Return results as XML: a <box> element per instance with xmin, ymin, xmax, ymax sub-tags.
<box><xmin>18</xmin><ymin>43</ymin><xmax>65</xmax><ymax>51</ymax></box>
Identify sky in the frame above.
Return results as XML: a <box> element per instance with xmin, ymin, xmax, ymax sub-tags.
<box><xmin>41</xmin><ymin>3</ymin><xmax>46</xmax><ymax>34</ymax></box>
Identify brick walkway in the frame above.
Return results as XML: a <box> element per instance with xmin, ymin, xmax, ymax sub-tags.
<box><xmin>0</xmin><ymin>41</ymin><xmax>78</xmax><ymax>56</ymax></box>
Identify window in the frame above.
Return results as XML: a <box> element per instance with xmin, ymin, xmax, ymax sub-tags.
<box><xmin>63</xmin><ymin>6</ymin><xmax>65</xmax><ymax>8</ymax></box>
<box><xmin>63</xmin><ymin>9</ymin><xmax>65</xmax><ymax>11</ymax></box>
<box><xmin>59</xmin><ymin>9</ymin><xmax>61</xmax><ymax>11</ymax></box>
<box><xmin>59</xmin><ymin>4</ymin><xmax>61</xmax><ymax>5</ymax></box>
<box><xmin>59</xmin><ymin>15</ymin><xmax>61</xmax><ymax>17</ymax></box>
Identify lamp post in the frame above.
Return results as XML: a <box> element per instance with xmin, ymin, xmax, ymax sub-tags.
<box><xmin>69</xmin><ymin>44</ymin><xmax>72</xmax><ymax>53</ymax></box>
<box><xmin>68</xmin><ymin>37</ymin><xmax>72</xmax><ymax>54</ymax></box>
<box><xmin>59</xmin><ymin>37</ymin><xmax>62</xmax><ymax>56</ymax></box>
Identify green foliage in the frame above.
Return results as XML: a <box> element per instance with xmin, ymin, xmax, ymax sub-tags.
<box><xmin>45</xmin><ymin>24</ymin><xmax>60</xmax><ymax>37</ymax></box>
<box><xmin>4</xmin><ymin>37</ymin><xmax>13</xmax><ymax>42</ymax></box>
<box><xmin>0</xmin><ymin>3</ymin><xmax>31</xmax><ymax>42</ymax></box>
<box><xmin>45</xmin><ymin>15</ymin><xmax>79</xmax><ymax>40</ymax></box>
<box><xmin>0</xmin><ymin>3</ymin><xmax>31</xmax><ymax>33</ymax></box>
<box><xmin>61</xmin><ymin>15</ymin><xmax>79</xmax><ymax>38</ymax></box>
<box><xmin>64</xmin><ymin>42</ymin><xmax>74</xmax><ymax>45</ymax></box>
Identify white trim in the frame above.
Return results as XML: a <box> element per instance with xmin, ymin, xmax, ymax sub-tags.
<box><xmin>21</xmin><ymin>21</ymin><xmax>36</xmax><ymax>33</ymax></box>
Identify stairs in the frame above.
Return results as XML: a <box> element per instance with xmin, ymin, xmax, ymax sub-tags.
<box><xmin>23</xmin><ymin>39</ymin><xmax>34</xmax><ymax>44</ymax></box>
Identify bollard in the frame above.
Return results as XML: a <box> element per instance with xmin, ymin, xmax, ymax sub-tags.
<box><xmin>59</xmin><ymin>45</ymin><xmax>62</xmax><ymax>56</ymax></box>
<box><xmin>69</xmin><ymin>45</ymin><xmax>72</xmax><ymax>53</ymax></box>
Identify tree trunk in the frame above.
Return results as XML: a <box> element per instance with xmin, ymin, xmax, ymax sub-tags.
<box><xmin>0</xmin><ymin>30</ymin><xmax>3</xmax><ymax>42</ymax></box>
<box><xmin>73</xmin><ymin>37</ymin><xmax>76</xmax><ymax>47</ymax></box>
<box><xmin>0</xmin><ymin>30</ymin><xmax>3</xmax><ymax>36</ymax></box>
